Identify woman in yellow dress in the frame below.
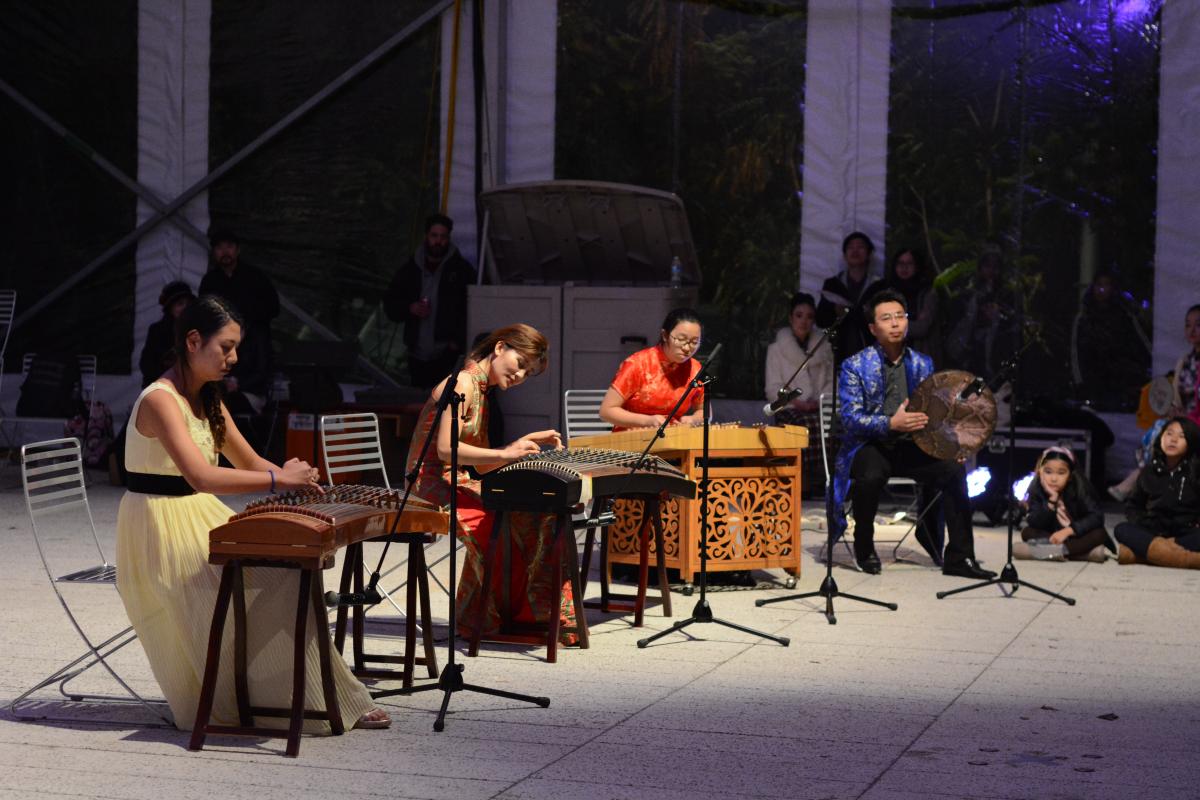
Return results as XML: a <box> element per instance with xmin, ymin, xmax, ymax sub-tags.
<box><xmin>116</xmin><ymin>295</ymin><xmax>388</xmax><ymax>732</ymax></box>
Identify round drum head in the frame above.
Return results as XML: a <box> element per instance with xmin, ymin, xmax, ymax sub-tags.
<box><xmin>1148</xmin><ymin>376</ymin><xmax>1174</xmax><ymax>416</ymax></box>
<box><xmin>907</xmin><ymin>369</ymin><xmax>998</xmax><ymax>461</ymax></box>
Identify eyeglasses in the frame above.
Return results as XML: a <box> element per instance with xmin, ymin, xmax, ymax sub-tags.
<box><xmin>668</xmin><ymin>334</ymin><xmax>702</xmax><ymax>349</ymax></box>
<box><xmin>876</xmin><ymin>312</ymin><xmax>909</xmax><ymax>323</ymax></box>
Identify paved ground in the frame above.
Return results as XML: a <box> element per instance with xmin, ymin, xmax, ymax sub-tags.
<box><xmin>2</xmin><ymin>477</ymin><xmax>1198</xmax><ymax>800</ymax></box>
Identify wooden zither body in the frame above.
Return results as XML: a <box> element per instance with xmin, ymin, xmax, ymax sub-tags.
<box><xmin>481</xmin><ymin>447</ymin><xmax>697</xmax><ymax>511</ymax></box>
<box><xmin>209</xmin><ymin>484</ymin><xmax>451</xmax><ymax>568</ymax></box>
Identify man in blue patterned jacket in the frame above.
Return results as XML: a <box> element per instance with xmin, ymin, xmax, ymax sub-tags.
<box><xmin>830</xmin><ymin>289</ymin><xmax>996</xmax><ymax>580</ymax></box>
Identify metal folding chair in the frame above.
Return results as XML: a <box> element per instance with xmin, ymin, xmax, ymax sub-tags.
<box><xmin>563</xmin><ymin>389</ymin><xmax>612</xmax><ymax>443</ymax></box>
<box><xmin>4</xmin><ymin>354</ymin><xmax>98</xmax><ymax>457</ymax></box>
<box><xmin>11</xmin><ymin>437</ymin><xmax>171</xmax><ymax>725</ymax></box>
<box><xmin>319</xmin><ymin>413</ymin><xmax>439</xmax><ymax>685</ymax></box>
<box><xmin>818</xmin><ymin>393</ymin><xmax>940</xmax><ymax>568</ymax></box>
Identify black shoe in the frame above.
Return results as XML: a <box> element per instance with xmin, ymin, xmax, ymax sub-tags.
<box><xmin>855</xmin><ymin>550</ymin><xmax>882</xmax><ymax>574</ymax></box>
<box><xmin>942</xmin><ymin>558</ymin><xmax>996</xmax><ymax>580</ymax></box>
<box><xmin>914</xmin><ymin>526</ymin><xmax>944</xmax><ymax>567</ymax></box>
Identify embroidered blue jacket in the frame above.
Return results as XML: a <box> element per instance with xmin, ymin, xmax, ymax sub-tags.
<box><xmin>829</xmin><ymin>344</ymin><xmax>935</xmax><ymax>539</ymax></box>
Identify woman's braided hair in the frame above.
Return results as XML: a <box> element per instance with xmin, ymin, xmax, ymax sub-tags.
<box><xmin>172</xmin><ymin>295</ymin><xmax>244</xmax><ymax>450</ymax></box>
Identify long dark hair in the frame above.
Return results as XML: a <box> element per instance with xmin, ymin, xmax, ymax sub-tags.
<box><xmin>173</xmin><ymin>295</ymin><xmax>243</xmax><ymax>450</ymax></box>
<box><xmin>1148</xmin><ymin>416</ymin><xmax>1200</xmax><ymax>479</ymax></box>
<box><xmin>886</xmin><ymin>248</ymin><xmax>929</xmax><ymax>312</ymax></box>
<box><xmin>467</xmin><ymin>323</ymin><xmax>550</xmax><ymax>375</ymax></box>
<box><xmin>1028</xmin><ymin>447</ymin><xmax>1092</xmax><ymax>506</ymax></box>
<box><xmin>660</xmin><ymin>307</ymin><xmax>702</xmax><ymax>337</ymax></box>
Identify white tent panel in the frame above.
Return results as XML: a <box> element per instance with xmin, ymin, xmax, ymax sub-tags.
<box><xmin>133</xmin><ymin>0</ymin><xmax>211</xmax><ymax>377</ymax></box>
<box><xmin>798</xmin><ymin>0</ymin><xmax>892</xmax><ymax>296</ymax></box>
<box><xmin>1154</xmin><ymin>0</ymin><xmax>1200</xmax><ymax>377</ymax></box>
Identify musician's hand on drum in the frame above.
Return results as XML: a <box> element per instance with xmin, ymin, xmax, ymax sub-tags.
<box><xmin>889</xmin><ymin>399</ymin><xmax>928</xmax><ymax>433</ymax></box>
<box><xmin>1049</xmin><ymin>528</ymin><xmax>1073</xmax><ymax>545</ymax></box>
<box><xmin>501</xmin><ymin>438</ymin><xmax>541</xmax><ymax>461</ymax></box>
<box><xmin>523</xmin><ymin>429</ymin><xmax>564</xmax><ymax>450</ymax></box>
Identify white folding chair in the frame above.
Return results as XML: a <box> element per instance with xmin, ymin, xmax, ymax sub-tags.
<box><xmin>563</xmin><ymin>389</ymin><xmax>612</xmax><ymax>443</ymax></box>
<box><xmin>0</xmin><ymin>289</ymin><xmax>15</xmax><ymax>405</ymax></box>
<box><xmin>818</xmin><ymin>393</ymin><xmax>939</xmax><ymax>568</ymax></box>
<box><xmin>12</xmin><ymin>438</ymin><xmax>170</xmax><ymax>725</ymax></box>
<box><xmin>319</xmin><ymin>413</ymin><xmax>441</xmax><ymax>685</ymax></box>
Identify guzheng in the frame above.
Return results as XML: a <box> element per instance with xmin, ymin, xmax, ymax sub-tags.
<box><xmin>569</xmin><ymin>423</ymin><xmax>809</xmax><ymax>453</ymax></box>
<box><xmin>481</xmin><ymin>447</ymin><xmax>697</xmax><ymax>512</ymax></box>
<box><xmin>209</xmin><ymin>484</ymin><xmax>451</xmax><ymax>568</ymax></box>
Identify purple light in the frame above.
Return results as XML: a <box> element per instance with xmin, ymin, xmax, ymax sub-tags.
<box><xmin>1116</xmin><ymin>0</ymin><xmax>1154</xmax><ymax>25</ymax></box>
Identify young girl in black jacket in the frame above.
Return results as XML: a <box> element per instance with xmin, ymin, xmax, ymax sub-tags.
<box><xmin>1015</xmin><ymin>446</ymin><xmax>1111</xmax><ymax>562</ymax></box>
<box><xmin>1115</xmin><ymin>417</ymin><xmax>1200</xmax><ymax>569</ymax></box>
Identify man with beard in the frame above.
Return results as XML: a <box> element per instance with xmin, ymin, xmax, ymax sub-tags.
<box><xmin>384</xmin><ymin>213</ymin><xmax>477</xmax><ymax>388</ymax></box>
<box><xmin>198</xmin><ymin>230</ymin><xmax>280</xmax><ymax>429</ymax></box>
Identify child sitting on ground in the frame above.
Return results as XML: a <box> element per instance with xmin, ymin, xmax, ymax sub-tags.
<box><xmin>1114</xmin><ymin>417</ymin><xmax>1200</xmax><ymax>569</ymax></box>
<box><xmin>1014</xmin><ymin>446</ymin><xmax>1112</xmax><ymax>562</ymax></box>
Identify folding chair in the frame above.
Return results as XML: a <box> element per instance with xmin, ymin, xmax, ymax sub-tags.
<box><xmin>319</xmin><ymin>413</ymin><xmax>438</xmax><ymax>688</ymax></box>
<box><xmin>11</xmin><ymin>438</ymin><xmax>171</xmax><ymax>725</ymax></box>
<box><xmin>563</xmin><ymin>389</ymin><xmax>671</xmax><ymax>624</ymax></box>
<box><xmin>818</xmin><ymin>393</ymin><xmax>941</xmax><ymax>568</ymax></box>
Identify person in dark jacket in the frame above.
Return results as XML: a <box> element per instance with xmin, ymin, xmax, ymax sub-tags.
<box><xmin>139</xmin><ymin>280</ymin><xmax>194</xmax><ymax>387</ymax></box>
<box><xmin>814</xmin><ymin>232</ymin><xmax>885</xmax><ymax>362</ymax></box>
<box><xmin>383</xmin><ymin>213</ymin><xmax>477</xmax><ymax>388</ymax></box>
<box><xmin>1014</xmin><ymin>446</ymin><xmax>1111</xmax><ymax>562</ymax></box>
<box><xmin>1114</xmin><ymin>417</ymin><xmax>1200</xmax><ymax>568</ymax></box>
<box><xmin>198</xmin><ymin>230</ymin><xmax>280</xmax><ymax>403</ymax></box>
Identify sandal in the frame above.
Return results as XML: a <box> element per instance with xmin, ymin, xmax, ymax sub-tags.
<box><xmin>355</xmin><ymin>708</ymin><xmax>391</xmax><ymax>730</ymax></box>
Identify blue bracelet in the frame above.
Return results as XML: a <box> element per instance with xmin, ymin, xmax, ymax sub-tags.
<box><xmin>268</xmin><ymin>469</ymin><xmax>276</xmax><ymax>494</ymax></box>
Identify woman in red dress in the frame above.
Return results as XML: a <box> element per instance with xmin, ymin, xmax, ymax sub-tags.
<box><xmin>405</xmin><ymin>324</ymin><xmax>580</xmax><ymax>646</ymax></box>
<box><xmin>599</xmin><ymin>308</ymin><xmax>705</xmax><ymax>430</ymax></box>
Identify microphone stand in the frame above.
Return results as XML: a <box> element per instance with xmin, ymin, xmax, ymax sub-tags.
<box><xmin>636</xmin><ymin>344</ymin><xmax>790</xmax><ymax>649</ymax></box>
<box><xmin>372</xmin><ymin>362</ymin><xmax>551</xmax><ymax>730</ymax></box>
<box><xmin>936</xmin><ymin>334</ymin><xmax>1075</xmax><ymax>605</ymax></box>
<box><xmin>755</xmin><ymin>316</ymin><xmax>898</xmax><ymax>624</ymax></box>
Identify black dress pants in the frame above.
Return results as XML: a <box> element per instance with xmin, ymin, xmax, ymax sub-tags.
<box><xmin>849</xmin><ymin>438</ymin><xmax>976</xmax><ymax>566</ymax></box>
<box><xmin>1114</xmin><ymin>522</ymin><xmax>1200</xmax><ymax>559</ymax></box>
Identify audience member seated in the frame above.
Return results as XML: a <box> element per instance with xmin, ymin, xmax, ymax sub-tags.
<box><xmin>945</xmin><ymin>244</ymin><xmax>1017</xmax><ymax>377</ymax></box>
<box><xmin>139</xmin><ymin>280</ymin><xmax>195</xmax><ymax>388</ymax></box>
<box><xmin>1072</xmin><ymin>272</ymin><xmax>1150</xmax><ymax>412</ymax></box>
<box><xmin>1170</xmin><ymin>304</ymin><xmax>1200</xmax><ymax>422</ymax></box>
<box><xmin>814</xmin><ymin>232</ymin><xmax>885</xmax><ymax>362</ymax></box>
<box><xmin>1114</xmin><ymin>417</ymin><xmax>1200</xmax><ymax>569</ymax></box>
<box><xmin>1013</xmin><ymin>446</ymin><xmax>1111</xmax><ymax>563</ymax></box>
<box><xmin>883</xmin><ymin>248</ymin><xmax>941</xmax><ymax>364</ymax></box>
<box><xmin>764</xmin><ymin>292</ymin><xmax>833</xmax><ymax>496</ymax></box>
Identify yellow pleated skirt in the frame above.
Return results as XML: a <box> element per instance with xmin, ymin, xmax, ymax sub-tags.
<box><xmin>115</xmin><ymin>490</ymin><xmax>374</xmax><ymax>732</ymax></box>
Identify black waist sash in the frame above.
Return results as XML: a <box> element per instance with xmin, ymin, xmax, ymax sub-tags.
<box><xmin>126</xmin><ymin>472</ymin><xmax>195</xmax><ymax>496</ymax></box>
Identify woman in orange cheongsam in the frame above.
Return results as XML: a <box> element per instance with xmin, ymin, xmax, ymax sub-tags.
<box><xmin>599</xmin><ymin>308</ymin><xmax>705</xmax><ymax>431</ymax></box>
<box><xmin>405</xmin><ymin>324</ymin><xmax>580</xmax><ymax>647</ymax></box>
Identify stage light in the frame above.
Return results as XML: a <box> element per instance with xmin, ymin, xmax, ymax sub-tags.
<box><xmin>966</xmin><ymin>466</ymin><xmax>991</xmax><ymax>499</ymax></box>
<box><xmin>1012</xmin><ymin>471</ymin><xmax>1036</xmax><ymax>502</ymax></box>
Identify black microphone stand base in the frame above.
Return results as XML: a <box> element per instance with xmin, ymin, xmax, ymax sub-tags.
<box><xmin>936</xmin><ymin>561</ymin><xmax>1076</xmax><ymax>605</ymax></box>
<box><xmin>379</xmin><ymin>662</ymin><xmax>550</xmax><ymax>732</ymax></box>
<box><xmin>756</xmin><ymin>573</ymin><xmax>898</xmax><ymax>626</ymax></box>
<box><xmin>636</xmin><ymin>597</ymin><xmax>790</xmax><ymax>648</ymax></box>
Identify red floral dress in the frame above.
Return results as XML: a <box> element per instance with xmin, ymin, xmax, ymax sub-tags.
<box><xmin>406</xmin><ymin>360</ymin><xmax>578</xmax><ymax>645</ymax></box>
<box><xmin>609</xmin><ymin>345</ymin><xmax>704</xmax><ymax>431</ymax></box>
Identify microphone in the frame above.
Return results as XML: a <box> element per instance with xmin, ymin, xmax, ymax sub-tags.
<box><xmin>763</xmin><ymin>387</ymin><xmax>803</xmax><ymax>417</ymax></box>
<box><xmin>324</xmin><ymin>584</ymin><xmax>383</xmax><ymax>608</ymax></box>
<box><xmin>958</xmin><ymin>376</ymin><xmax>987</xmax><ymax>401</ymax></box>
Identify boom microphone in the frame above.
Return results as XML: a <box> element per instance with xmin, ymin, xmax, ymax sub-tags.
<box><xmin>763</xmin><ymin>388</ymin><xmax>803</xmax><ymax>417</ymax></box>
<box><xmin>958</xmin><ymin>376</ymin><xmax>987</xmax><ymax>401</ymax></box>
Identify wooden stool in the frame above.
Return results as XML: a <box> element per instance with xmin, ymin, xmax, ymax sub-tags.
<box><xmin>332</xmin><ymin>533</ymin><xmax>438</xmax><ymax>690</ymax></box>
<box><xmin>189</xmin><ymin>558</ymin><xmax>342</xmax><ymax>758</ymax></box>
<box><xmin>467</xmin><ymin>509</ymin><xmax>589</xmax><ymax>663</ymax></box>
<box><xmin>580</xmin><ymin>495</ymin><xmax>672</xmax><ymax>627</ymax></box>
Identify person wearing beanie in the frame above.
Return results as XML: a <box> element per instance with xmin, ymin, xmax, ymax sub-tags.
<box><xmin>139</xmin><ymin>280</ymin><xmax>195</xmax><ymax>388</ymax></box>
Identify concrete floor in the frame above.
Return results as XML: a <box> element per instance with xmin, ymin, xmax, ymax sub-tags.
<box><xmin>1</xmin><ymin>477</ymin><xmax>1198</xmax><ymax>800</ymax></box>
